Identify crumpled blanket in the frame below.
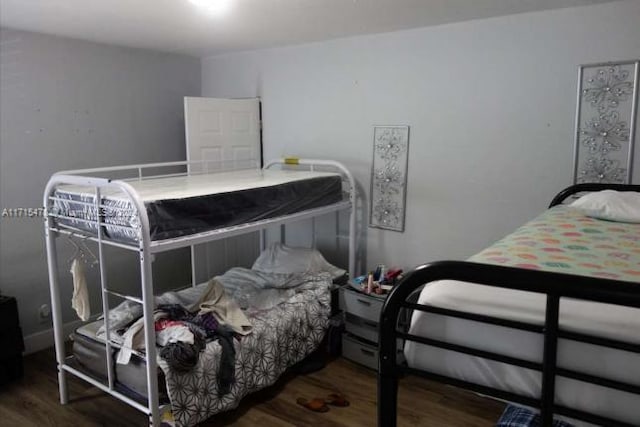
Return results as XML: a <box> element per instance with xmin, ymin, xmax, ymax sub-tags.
<box><xmin>196</xmin><ymin>278</ymin><xmax>252</xmax><ymax>335</ymax></box>
<box><xmin>216</xmin><ymin>267</ymin><xmax>326</xmax><ymax>312</ymax></box>
<box><xmin>160</xmin><ymin>272</ymin><xmax>331</xmax><ymax>427</ymax></box>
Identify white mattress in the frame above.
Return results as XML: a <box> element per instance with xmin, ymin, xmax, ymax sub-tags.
<box><xmin>57</xmin><ymin>169</ymin><xmax>341</xmax><ymax>201</ymax></box>
<box><xmin>404</xmin><ymin>280</ymin><xmax>640</xmax><ymax>426</ymax></box>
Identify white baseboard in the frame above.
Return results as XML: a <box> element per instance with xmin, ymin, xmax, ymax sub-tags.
<box><xmin>23</xmin><ymin>316</ymin><xmax>99</xmax><ymax>355</ymax></box>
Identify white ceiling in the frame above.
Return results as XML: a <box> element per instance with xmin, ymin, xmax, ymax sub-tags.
<box><xmin>0</xmin><ymin>0</ymin><xmax>619</xmax><ymax>57</ymax></box>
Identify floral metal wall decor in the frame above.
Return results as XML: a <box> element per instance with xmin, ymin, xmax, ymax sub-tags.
<box><xmin>369</xmin><ymin>126</ymin><xmax>409</xmax><ymax>232</ymax></box>
<box><xmin>573</xmin><ymin>60</ymin><xmax>639</xmax><ymax>184</ymax></box>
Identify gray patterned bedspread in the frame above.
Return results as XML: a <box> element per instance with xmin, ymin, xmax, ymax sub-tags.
<box><xmin>158</xmin><ymin>271</ymin><xmax>331</xmax><ymax>427</ymax></box>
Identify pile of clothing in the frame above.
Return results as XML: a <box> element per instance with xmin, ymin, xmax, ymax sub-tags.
<box><xmin>115</xmin><ymin>279</ymin><xmax>253</xmax><ymax>395</ymax></box>
<box><xmin>155</xmin><ymin>305</ymin><xmax>237</xmax><ymax>394</ymax></box>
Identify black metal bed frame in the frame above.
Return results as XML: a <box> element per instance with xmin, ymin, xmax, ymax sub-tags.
<box><xmin>378</xmin><ymin>183</ymin><xmax>640</xmax><ymax>427</ymax></box>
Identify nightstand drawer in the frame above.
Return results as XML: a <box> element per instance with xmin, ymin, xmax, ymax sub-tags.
<box><xmin>344</xmin><ymin>313</ymin><xmax>379</xmax><ymax>343</ymax></box>
<box><xmin>340</xmin><ymin>288</ymin><xmax>384</xmax><ymax>323</ymax></box>
<box><xmin>342</xmin><ymin>334</ymin><xmax>378</xmax><ymax>370</ymax></box>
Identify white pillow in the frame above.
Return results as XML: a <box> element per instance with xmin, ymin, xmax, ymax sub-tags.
<box><xmin>252</xmin><ymin>243</ymin><xmax>346</xmax><ymax>278</ymax></box>
<box><xmin>570</xmin><ymin>190</ymin><xmax>640</xmax><ymax>223</ymax></box>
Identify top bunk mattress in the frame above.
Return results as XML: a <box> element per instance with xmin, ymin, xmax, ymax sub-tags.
<box><xmin>408</xmin><ymin>205</ymin><xmax>640</xmax><ymax>344</ymax></box>
<box><xmin>52</xmin><ymin>169</ymin><xmax>344</xmax><ymax>241</ymax></box>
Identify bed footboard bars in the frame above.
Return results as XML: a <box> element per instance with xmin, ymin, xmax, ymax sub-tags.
<box><xmin>378</xmin><ymin>184</ymin><xmax>640</xmax><ymax>427</ymax></box>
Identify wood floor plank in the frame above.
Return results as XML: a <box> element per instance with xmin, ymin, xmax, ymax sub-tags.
<box><xmin>0</xmin><ymin>348</ymin><xmax>505</xmax><ymax>426</ymax></box>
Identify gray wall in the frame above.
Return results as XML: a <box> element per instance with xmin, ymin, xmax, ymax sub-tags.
<box><xmin>0</xmin><ymin>28</ymin><xmax>200</xmax><ymax>348</ymax></box>
<box><xmin>201</xmin><ymin>1</ymin><xmax>640</xmax><ymax>273</ymax></box>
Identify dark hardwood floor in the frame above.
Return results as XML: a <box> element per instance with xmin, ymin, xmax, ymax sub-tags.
<box><xmin>0</xmin><ymin>347</ymin><xmax>505</xmax><ymax>426</ymax></box>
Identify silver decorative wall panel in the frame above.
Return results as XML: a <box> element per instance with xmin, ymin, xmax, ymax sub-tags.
<box><xmin>573</xmin><ymin>60</ymin><xmax>640</xmax><ymax>184</ymax></box>
<box><xmin>369</xmin><ymin>126</ymin><xmax>409</xmax><ymax>232</ymax></box>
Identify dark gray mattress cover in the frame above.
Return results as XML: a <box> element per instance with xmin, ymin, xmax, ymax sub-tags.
<box><xmin>53</xmin><ymin>170</ymin><xmax>343</xmax><ymax>241</ymax></box>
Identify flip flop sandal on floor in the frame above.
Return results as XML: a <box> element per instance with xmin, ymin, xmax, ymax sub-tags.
<box><xmin>296</xmin><ymin>397</ymin><xmax>330</xmax><ymax>413</ymax></box>
<box><xmin>325</xmin><ymin>393</ymin><xmax>350</xmax><ymax>407</ymax></box>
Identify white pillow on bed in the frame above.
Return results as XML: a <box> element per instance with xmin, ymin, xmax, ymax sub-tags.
<box><xmin>570</xmin><ymin>190</ymin><xmax>640</xmax><ymax>223</ymax></box>
<box><xmin>252</xmin><ymin>243</ymin><xmax>346</xmax><ymax>279</ymax></box>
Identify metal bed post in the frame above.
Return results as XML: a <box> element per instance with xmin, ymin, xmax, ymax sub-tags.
<box><xmin>627</xmin><ymin>60</ymin><xmax>640</xmax><ymax>184</ymax></box>
<box><xmin>141</xmin><ymin>240</ymin><xmax>160</xmax><ymax>427</ymax></box>
<box><xmin>540</xmin><ymin>294</ymin><xmax>560</xmax><ymax>427</ymax></box>
<box><xmin>43</xmin><ymin>179</ymin><xmax>68</xmax><ymax>404</ymax></box>
<box><xmin>311</xmin><ymin>217</ymin><xmax>316</xmax><ymax>249</ymax></box>
<box><xmin>96</xmin><ymin>187</ymin><xmax>116</xmax><ymax>390</ymax></box>
<box><xmin>309</xmin><ymin>164</ymin><xmax>316</xmax><ymax>248</ymax></box>
<box><xmin>347</xmin><ymin>178</ymin><xmax>356</xmax><ymax>280</ymax></box>
<box><xmin>260</xmin><ymin>229</ymin><xmax>267</xmax><ymax>251</ymax></box>
<box><xmin>378</xmin><ymin>304</ymin><xmax>400</xmax><ymax>427</ymax></box>
<box><xmin>116</xmin><ymin>180</ymin><xmax>161</xmax><ymax>427</ymax></box>
<box><xmin>572</xmin><ymin>65</ymin><xmax>584</xmax><ymax>184</ymax></box>
<box><xmin>335</xmin><ymin>212</ymin><xmax>340</xmax><ymax>255</ymax></box>
<box><xmin>378</xmin><ymin>265</ymin><xmax>419</xmax><ymax>427</ymax></box>
<box><xmin>190</xmin><ymin>245</ymin><xmax>197</xmax><ymax>287</ymax></box>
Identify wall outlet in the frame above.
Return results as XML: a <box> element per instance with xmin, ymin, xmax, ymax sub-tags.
<box><xmin>38</xmin><ymin>303</ymin><xmax>51</xmax><ymax>323</ymax></box>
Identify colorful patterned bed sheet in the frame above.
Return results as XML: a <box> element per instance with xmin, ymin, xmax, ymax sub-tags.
<box><xmin>469</xmin><ymin>205</ymin><xmax>640</xmax><ymax>283</ymax></box>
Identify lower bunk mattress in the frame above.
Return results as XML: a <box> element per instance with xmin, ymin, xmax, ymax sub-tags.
<box><xmin>73</xmin><ymin>321</ymin><xmax>170</xmax><ymax>403</ymax></box>
<box><xmin>71</xmin><ymin>269</ymin><xmax>332</xmax><ymax>427</ymax></box>
<box><xmin>404</xmin><ymin>205</ymin><xmax>640</xmax><ymax>426</ymax></box>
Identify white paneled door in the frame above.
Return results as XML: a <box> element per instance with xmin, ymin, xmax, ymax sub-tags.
<box><xmin>184</xmin><ymin>97</ymin><xmax>261</xmax><ymax>172</ymax></box>
<box><xmin>184</xmin><ymin>96</ymin><xmax>262</xmax><ymax>278</ymax></box>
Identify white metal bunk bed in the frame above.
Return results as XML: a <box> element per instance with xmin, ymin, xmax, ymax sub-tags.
<box><xmin>43</xmin><ymin>158</ymin><xmax>356</xmax><ymax>427</ymax></box>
